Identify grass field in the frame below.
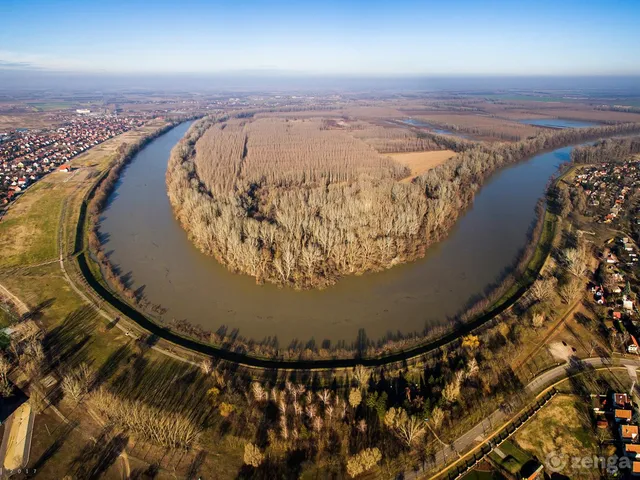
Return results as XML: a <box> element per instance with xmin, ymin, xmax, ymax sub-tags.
<box><xmin>26</xmin><ymin>102</ymin><xmax>76</xmax><ymax>111</ymax></box>
<box><xmin>390</xmin><ymin>149</ymin><xmax>456</xmax><ymax>182</ymax></box>
<box><xmin>514</xmin><ymin>394</ymin><xmax>598</xmax><ymax>476</ymax></box>
<box><xmin>0</xmin><ymin>121</ymin><xmax>167</xmax><ymax>354</ymax></box>
<box><xmin>0</xmin><ymin>181</ymin><xmax>67</xmax><ymax>268</ymax></box>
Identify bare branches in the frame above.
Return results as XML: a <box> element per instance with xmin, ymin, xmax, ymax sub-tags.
<box><xmin>346</xmin><ymin>447</ymin><xmax>382</xmax><ymax>477</ymax></box>
<box><xmin>61</xmin><ymin>363</ymin><xmax>94</xmax><ymax>403</ymax></box>
<box><xmin>384</xmin><ymin>407</ymin><xmax>426</xmax><ymax>447</ymax></box>
<box><xmin>243</xmin><ymin>443</ymin><xmax>264</xmax><ymax>468</ymax></box>
<box><xmin>530</xmin><ymin>277</ymin><xmax>557</xmax><ymax>303</ymax></box>
<box><xmin>563</xmin><ymin>246</ymin><xmax>588</xmax><ymax>278</ymax></box>
<box><xmin>0</xmin><ymin>354</ymin><xmax>12</xmax><ymax>397</ymax></box>
<box><xmin>88</xmin><ymin>387</ymin><xmax>202</xmax><ymax>448</ymax></box>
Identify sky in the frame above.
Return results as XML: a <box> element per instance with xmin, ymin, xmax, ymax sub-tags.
<box><xmin>1</xmin><ymin>0</ymin><xmax>639</xmax><ymax>76</ymax></box>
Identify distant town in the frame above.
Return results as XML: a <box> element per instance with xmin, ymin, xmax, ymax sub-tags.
<box><xmin>0</xmin><ymin>112</ymin><xmax>147</xmax><ymax>207</ymax></box>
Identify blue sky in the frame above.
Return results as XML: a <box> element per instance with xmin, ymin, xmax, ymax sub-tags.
<box><xmin>1</xmin><ymin>0</ymin><xmax>639</xmax><ymax>75</ymax></box>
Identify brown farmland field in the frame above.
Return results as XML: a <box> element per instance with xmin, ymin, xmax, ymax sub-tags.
<box><xmin>412</xmin><ymin>113</ymin><xmax>545</xmax><ymax>141</ymax></box>
<box><xmin>391</xmin><ymin>149</ymin><xmax>456</xmax><ymax>182</ymax></box>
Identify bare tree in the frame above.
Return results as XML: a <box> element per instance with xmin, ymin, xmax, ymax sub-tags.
<box><xmin>346</xmin><ymin>447</ymin><xmax>382</xmax><ymax>478</ymax></box>
<box><xmin>384</xmin><ymin>407</ymin><xmax>425</xmax><ymax>448</ymax></box>
<box><xmin>243</xmin><ymin>443</ymin><xmax>264</xmax><ymax>468</ymax></box>
<box><xmin>442</xmin><ymin>370</ymin><xmax>465</xmax><ymax>403</ymax></box>
<box><xmin>88</xmin><ymin>388</ymin><xmax>202</xmax><ymax>448</ymax></box>
<box><xmin>0</xmin><ymin>354</ymin><xmax>12</xmax><ymax>397</ymax></box>
<box><xmin>200</xmin><ymin>358</ymin><xmax>213</xmax><ymax>375</ymax></box>
<box><xmin>430</xmin><ymin>406</ymin><xmax>445</xmax><ymax>431</ymax></box>
<box><xmin>251</xmin><ymin>382</ymin><xmax>267</xmax><ymax>403</ymax></box>
<box><xmin>560</xmin><ymin>279</ymin><xmax>583</xmax><ymax>304</ymax></box>
<box><xmin>530</xmin><ymin>277</ymin><xmax>557</xmax><ymax>303</ymax></box>
<box><xmin>563</xmin><ymin>246</ymin><xmax>588</xmax><ymax>278</ymax></box>
<box><xmin>61</xmin><ymin>363</ymin><xmax>94</xmax><ymax>403</ymax></box>
<box><xmin>353</xmin><ymin>364</ymin><xmax>371</xmax><ymax>389</ymax></box>
<box><xmin>531</xmin><ymin>313</ymin><xmax>545</xmax><ymax>328</ymax></box>
<box><xmin>317</xmin><ymin>389</ymin><xmax>331</xmax><ymax>406</ymax></box>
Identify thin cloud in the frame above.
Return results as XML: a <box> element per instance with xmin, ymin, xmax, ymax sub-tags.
<box><xmin>0</xmin><ymin>59</ymin><xmax>40</xmax><ymax>70</ymax></box>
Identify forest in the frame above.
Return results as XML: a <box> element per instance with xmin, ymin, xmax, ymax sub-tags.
<box><xmin>167</xmin><ymin>114</ymin><xmax>640</xmax><ymax>290</ymax></box>
<box><xmin>571</xmin><ymin>136</ymin><xmax>640</xmax><ymax>164</ymax></box>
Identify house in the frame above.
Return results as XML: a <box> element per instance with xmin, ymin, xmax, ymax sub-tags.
<box><xmin>2</xmin><ymin>320</ymin><xmax>40</xmax><ymax>344</ymax></box>
<box><xmin>621</xmin><ymin>424</ymin><xmax>639</xmax><ymax>441</ymax></box>
<box><xmin>629</xmin><ymin>335</ymin><xmax>640</xmax><ymax>354</ymax></box>
<box><xmin>616</xmin><ymin>409</ymin><xmax>634</xmax><ymax>424</ymax></box>
<box><xmin>634</xmin><ymin>461</ymin><xmax>640</xmax><ymax>477</ymax></box>
<box><xmin>615</xmin><ymin>393</ymin><xmax>631</xmax><ymax>408</ymax></box>
<box><xmin>625</xmin><ymin>444</ymin><xmax>640</xmax><ymax>459</ymax></box>
<box><xmin>614</xmin><ymin>311</ymin><xmax>623</xmax><ymax>320</ymax></box>
<box><xmin>58</xmin><ymin>164</ymin><xmax>71</xmax><ymax>173</ymax></box>
<box><xmin>625</xmin><ymin>300</ymin><xmax>635</xmax><ymax>311</ymax></box>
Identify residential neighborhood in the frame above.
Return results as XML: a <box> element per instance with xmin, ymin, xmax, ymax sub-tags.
<box><xmin>573</xmin><ymin>161</ymin><xmax>640</xmax><ymax>225</ymax></box>
<box><xmin>591</xmin><ymin>391</ymin><xmax>640</xmax><ymax>477</ymax></box>
<box><xmin>0</xmin><ymin>114</ymin><xmax>148</xmax><ymax>208</ymax></box>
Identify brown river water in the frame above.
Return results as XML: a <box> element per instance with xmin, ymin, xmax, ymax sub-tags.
<box><xmin>98</xmin><ymin>122</ymin><xmax>571</xmax><ymax>347</ymax></box>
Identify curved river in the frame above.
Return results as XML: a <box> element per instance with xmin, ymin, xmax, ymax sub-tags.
<box><xmin>99</xmin><ymin>122</ymin><xmax>570</xmax><ymax>347</ymax></box>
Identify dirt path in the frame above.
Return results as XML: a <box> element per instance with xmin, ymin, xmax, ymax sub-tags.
<box><xmin>511</xmin><ymin>296</ymin><xmax>583</xmax><ymax>373</ymax></box>
<box><xmin>0</xmin><ymin>281</ymin><xmax>30</xmax><ymax>316</ymax></box>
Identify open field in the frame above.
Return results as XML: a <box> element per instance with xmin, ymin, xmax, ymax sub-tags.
<box><xmin>0</xmin><ymin>120</ymin><xmax>166</xmax><ymax>270</ymax></box>
<box><xmin>411</xmin><ymin>113</ymin><xmax>545</xmax><ymax>140</ymax></box>
<box><xmin>391</xmin><ymin>149</ymin><xmax>456</xmax><ymax>182</ymax></box>
<box><xmin>479</xmin><ymin>101</ymin><xmax>640</xmax><ymax>124</ymax></box>
<box><xmin>0</xmin><ymin>114</ymin><xmax>59</xmax><ymax>130</ymax></box>
<box><xmin>514</xmin><ymin>394</ymin><xmax>599</xmax><ymax>477</ymax></box>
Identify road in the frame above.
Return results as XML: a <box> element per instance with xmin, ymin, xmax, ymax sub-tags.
<box><xmin>409</xmin><ymin>356</ymin><xmax>640</xmax><ymax>480</ymax></box>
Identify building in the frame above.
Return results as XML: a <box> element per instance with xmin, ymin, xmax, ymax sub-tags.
<box><xmin>625</xmin><ymin>444</ymin><xmax>640</xmax><ymax>459</ymax></box>
<box><xmin>620</xmin><ymin>424</ymin><xmax>639</xmax><ymax>441</ymax></box>
<box><xmin>615</xmin><ymin>393</ymin><xmax>631</xmax><ymax>408</ymax></box>
<box><xmin>616</xmin><ymin>409</ymin><xmax>633</xmax><ymax>423</ymax></box>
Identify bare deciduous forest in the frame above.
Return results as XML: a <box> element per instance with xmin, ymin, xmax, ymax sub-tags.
<box><xmin>571</xmin><ymin>136</ymin><xmax>640</xmax><ymax>163</ymax></box>
<box><xmin>167</xmin><ymin>114</ymin><xmax>640</xmax><ymax>289</ymax></box>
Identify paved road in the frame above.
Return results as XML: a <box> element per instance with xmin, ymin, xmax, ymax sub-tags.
<box><xmin>407</xmin><ymin>356</ymin><xmax>640</xmax><ymax>480</ymax></box>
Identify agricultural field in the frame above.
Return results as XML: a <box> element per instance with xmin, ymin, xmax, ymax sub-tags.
<box><xmin>411</xmin><ymin>113</ymin><xmax>544</xmax><ymax>141</ymax></box>
<box><xmin>391</xmin><ymin>149</ymin><xmax>456</xmax><ymax>182</ymax></box>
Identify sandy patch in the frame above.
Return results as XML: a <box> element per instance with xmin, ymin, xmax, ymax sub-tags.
<box><xmin>3</xmin><ymin>403</ymin><xmax>32</xmax><ymax>470</ymax></box>
<box><xmin>390</xmin><ymin>150</ymin><xmax>456</xmax><ymax>183</ymax></box>
<box><xmin>548</xmin><ymin>342</ymin><xmax>573</xmax><ymax>362</ymax></box>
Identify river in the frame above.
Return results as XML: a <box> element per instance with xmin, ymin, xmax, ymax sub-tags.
<box><xmin>99</xmin><ymin>122</ymin><xmax>570</xmax><ymax>347</ymax></box>
<box><xmin>518</xmin><ymin>118</ymin><xmax>600</xmax><ymax>129</ymax></box>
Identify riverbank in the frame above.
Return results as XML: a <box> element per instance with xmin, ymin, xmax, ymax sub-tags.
<box><xmin>83</xmin><ymin>124</ymin><xmax>568</xmax><ymax>365</ymax></box>
<box><xmin>95</xmin><ymin>119</ymin><xmax>639</xmax><ymax>355</ymax></box>
<box><xmin>1</xmin><ymin>119</ymin><xmax>630</xmax><ymax>369</ymax></box>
